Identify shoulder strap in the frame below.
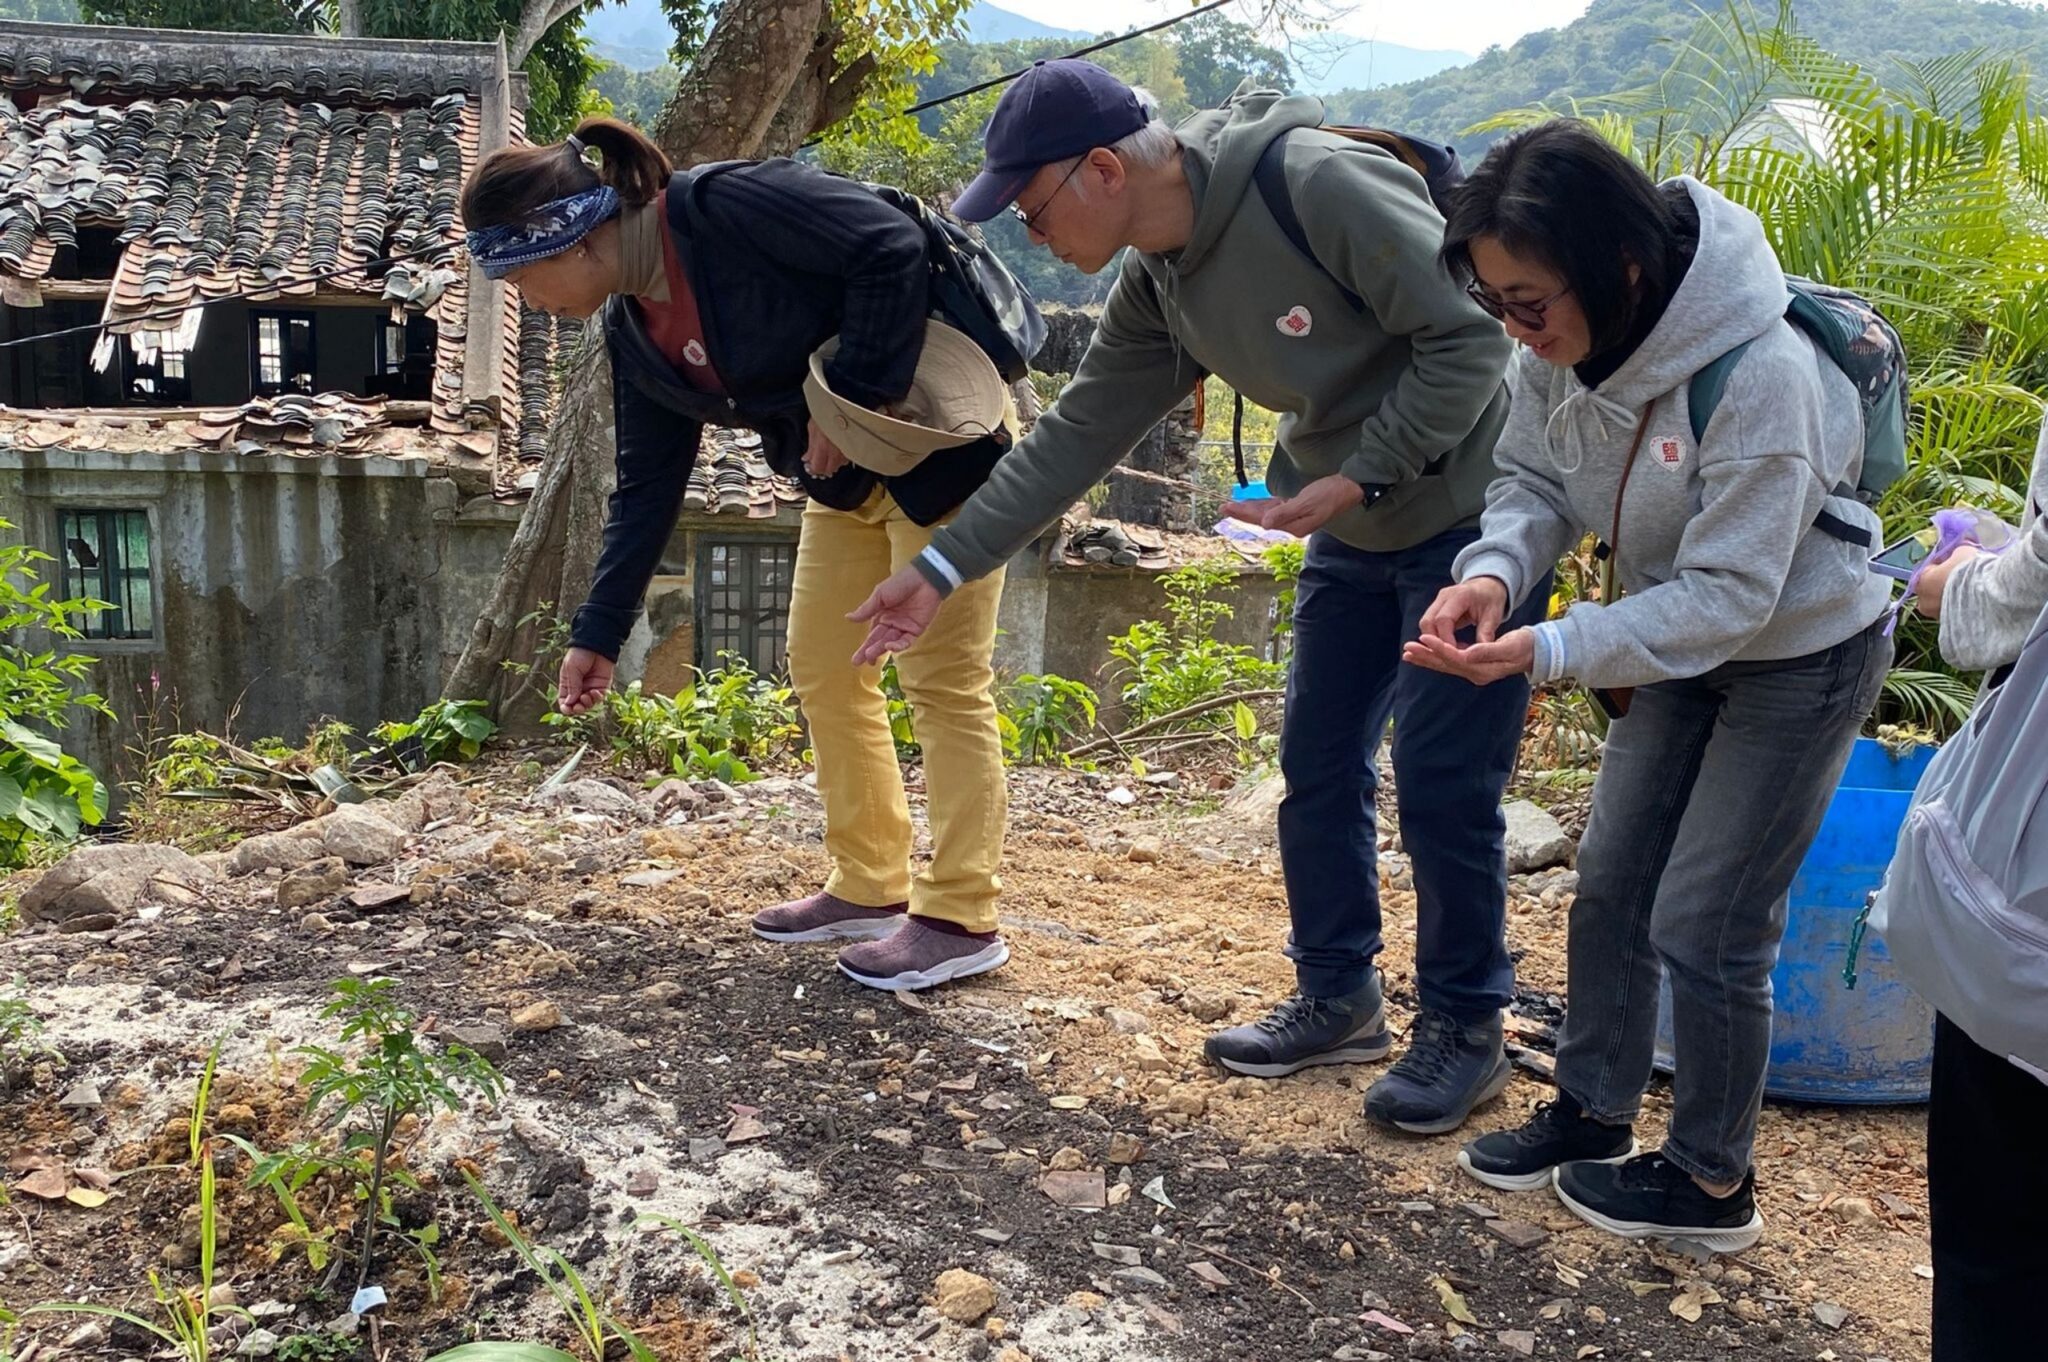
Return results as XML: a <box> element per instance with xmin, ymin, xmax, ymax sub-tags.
<box><xmin>1253</xmin><ymin>133</ymin><xmax>1365</xmax><ymax>312</ymax></box>
<box><xmin>1687</xmin><ymin>339</ymin><xmax>1753</xmax><ymax>443</ymax></box>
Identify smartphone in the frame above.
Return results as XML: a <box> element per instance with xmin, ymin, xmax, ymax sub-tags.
<box><xmin>1871</xmin><ymin>528</ymin><xmax>1938</xmax><ymax>583</ymax></box>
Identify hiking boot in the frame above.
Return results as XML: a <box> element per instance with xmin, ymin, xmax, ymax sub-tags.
<box><xmin>1457</xmin><ymin>1092</ymin><xmax>1638</xmax><ymax>1192</ymax></box>
<box><xmin>1363</xmin><ymin>1010</ymin><xmax>1511</xmax><ymax>1135</ymax></box>
<box><xmin>1554</xmin><ymin>1152</ymin><xmax>1764</xmax><ymax>1253</ymax></box>
<box><xmin>751</xmin><ymin>891</ymin><xmax>905</xmax><ymax>944</ymax></box>
<box><xmin>1202</xmin><ymin>975</ymin><xmax>1392</xmax><ymax>1078</ymax></box>
<box><xmin>837</xmin><ymin>919</ymin><xmax>1009</xmax><ymax>992</ymax></box>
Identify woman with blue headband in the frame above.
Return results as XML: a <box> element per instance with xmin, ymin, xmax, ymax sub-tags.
<box><xmin>462</xmin><ymin>118</ymin><xmax>1018</xmax><ymax>992</ymax></box>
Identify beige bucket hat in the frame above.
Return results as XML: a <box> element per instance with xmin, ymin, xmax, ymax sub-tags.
<box><xmin>802</xmin><ymin>319</ymin><xmax>1010</xmax><ymax>477</ymax></box>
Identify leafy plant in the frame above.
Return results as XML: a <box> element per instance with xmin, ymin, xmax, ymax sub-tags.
<box><xmin>1260</xmin><ymin>538</ymin><xmax>1306</xmax><ymax>659</ymax></box>
<box><xmin>372</xmin><ymin>699</ymin><xmax>497</xmax><ymax>766</ymax></box>
<box><xmin>296</xmin><ymin>979</ymin><xmax>503</xmax><ymax>1298</ymax></box>
<box><xmin>1</xmin><ymin>519</ymin><xmax>114</xmax><ymax>865</ymax></box>
<box><xmin>880</xmin><ymin>661</ymin><xmax>919</xmax><ymax>762</ymax></box>
<box><xmin>1000</xmin><ymin>673</ymin><xmax>1099</xmax><ymax>765</ymax></box>
<box><xmin>1107</xmin><ymin>560</ymin><xmax>1284</xmax><ymax>725</ymax></box>
<box><xmin>549</xmin><ymin>654</ymin><xmax>801</xmax><ymax>783</ymax></box>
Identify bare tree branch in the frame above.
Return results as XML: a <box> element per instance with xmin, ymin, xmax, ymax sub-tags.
<box><xmin>509</xmin><ymin>0</ymin><xmax>590</xmax><ymax>68</ymax></box>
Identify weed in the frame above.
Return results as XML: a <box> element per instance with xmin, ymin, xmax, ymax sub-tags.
<box><xmin>459</xmin><ymin>1171</ymin><xmax>658</xmax><ymax>1361</ymax></box>
<box><xmin>1107</xmin><ymin>560</ymin><xmax>1283</xmax><ymax>726</ymax></box>
<box><xmin>549</xmin><ymin>654</ymin><xmax>800</xmax><ymax>782</ymax></box>
<box><xmin>275</xmin><ymin>1335</ymin><xmax>363</xmax><ymax>1362</ymax></box>
<box><xmin>0</xmin><ymin>976</ymin><xmax>57</xmax><ymax>1092</ymax></box>
<box><xmin>297</xmin><ymin>979</ymin><xmax>503</xmax><ymax>1298</ymax></box>
<box><xmin>372</xmin><ymin>699</ymin><xmax>497</xmax><ymax>768</ymax></box>
<box><xmin>999</xmin><ymin>674</ymin><xmax>1098</xmax><ymax>765</ymax></box>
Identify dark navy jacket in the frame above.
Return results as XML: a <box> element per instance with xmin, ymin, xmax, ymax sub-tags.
<box><xmin>571</xmin><ymin>158</ymin><xmax>1008</xmax><ymax>659</ymax></box>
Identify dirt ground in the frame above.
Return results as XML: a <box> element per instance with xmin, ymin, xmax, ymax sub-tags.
<box><xmin>0</xmin><ymin>751</ymin><xmax>1933</xmax><ymax>1362</ymax></box>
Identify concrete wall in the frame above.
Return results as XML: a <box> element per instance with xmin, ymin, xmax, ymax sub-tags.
<box><xmin>0</xmin><ymin>448</ymin><xmax>510</xmax><ymax>789</ymax></box>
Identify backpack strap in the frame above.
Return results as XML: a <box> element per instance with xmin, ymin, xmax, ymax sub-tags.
<box><xmin>1688</xmin><ymin>335</ymin><xmax>1872</xmax><ymax>549</ymax></box>
<box><xmin>1253</xmin><ymin>132</ymin><xmax>1365</xmax><ymax>312</ymax></box>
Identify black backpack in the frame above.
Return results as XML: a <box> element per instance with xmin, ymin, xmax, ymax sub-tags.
<box><xmin>869</xmin><ymin>182</ymin><xmax>1048</xmax><ymax>384</ymax></box>
<box><xmin>1232</xmin><ymin>125</ymin><xmax>1467</xmax><ymax>487</ymax></box>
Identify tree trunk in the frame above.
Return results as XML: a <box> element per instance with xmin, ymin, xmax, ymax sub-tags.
<box><xmin>446</xmin><ymin>0</ymin><xmax>845</xmax><ymax>720</ymax></box>
<box><xmin>335</xmin><ymin>0</ymin><xmax>362</xmax><ymax>38</ymax></box>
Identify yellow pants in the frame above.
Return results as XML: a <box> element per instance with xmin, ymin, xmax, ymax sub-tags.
<box><xmin>786</xmin><ymin>489</ymin><xmax>1007</xmax><ymax>932</ymax></box>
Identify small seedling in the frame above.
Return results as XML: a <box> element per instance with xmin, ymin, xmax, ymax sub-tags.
<box><xmin>459</xmin><ymin>1171</ymin><xmax>656</xmax><ymax>1362</ymax></box>
<box><xmin>275</xmin><ymin>1332</ymin><xmax>363</xmax><ymax>1362</ymax></box>
<box><xmin>297</xmin><ymin>979</ymin><xmax>503</xmax><ymax>1299</ymax></box>
<box><xmin>0</xmin><ymin>976</ymin><xmax>58</xmax><ymax>1092</ymax></box>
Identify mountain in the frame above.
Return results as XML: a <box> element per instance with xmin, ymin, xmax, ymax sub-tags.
<box><xmin>581</xmin><ymin>0</ymin><xmax>676</xmax><ymax>70</ymax></box>
<box><xmin>963</xmin><ymin>1</ymin><xmax>1087</xmax><ymax>43</ymax></box>
<box><xmin>1288</xmin><ymin>36</ymin><xmax>1474</xmax><ymax>94</ymax></box>
<box><xmin>1329</xmin><ymin>0</ymin><xmax>2048</xmax><ymax>152</ymax></box>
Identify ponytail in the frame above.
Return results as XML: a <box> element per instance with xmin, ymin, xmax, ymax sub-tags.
<box><xmin>460</xmin><ymin>116</ymin><xmax>673</xmax><ymax>232</ymax></box>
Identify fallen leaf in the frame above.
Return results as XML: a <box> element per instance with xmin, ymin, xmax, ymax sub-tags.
<box><xmin>1362</xmin><ymin>1309</ymin><xmax>1413</xmax><ymax>1335</ymax></box>
<box><xmin>1430</xmin><ymin>1274</ymin><xmax>1477</xmax><ymax>1325</ymax></box>
<box><xmin>1671</xmin><ymin>1289</ymin><xmax>1705</xmax><ymax>1323</ymax></box>
<box><xmin>1554</xmin><ymin>1260</ymin><xmax>1587</xmax><ymax>1288</ymax></box>
<box><xmin>72</xmin><ymin>1168</ymin><xmax>114</xmax><ymax>1191</ymax></box>
<box><xmin>1577</xmin><ymin>1348</ymin><xmax>1605</xmax><ymax>1360</ymax></box>
<box><xmin>14</xmin><ymin>1166</ymin><xmax>69</xmax><ymax>1200</ymax></box>
<box><xmin>1626</xmin><ymin>1280</ymin><xmax>1672</xmax><ymax>1297</ymax></box>
<box><xmin>1540</xmin><ymin>1299</ymin><xmax>1569</xmax><ymax>1320</ymax></box>
<box><xmin>64</xmin><ymin>1187</ymin><xmax>111</xmax><ymax>1209</ymax></box>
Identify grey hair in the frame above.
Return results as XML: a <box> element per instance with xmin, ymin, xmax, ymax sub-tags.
<box><xmin>1067</xmin><ymin>86</ymin><xmax>1181</xmax><ymax>199</ymax></box>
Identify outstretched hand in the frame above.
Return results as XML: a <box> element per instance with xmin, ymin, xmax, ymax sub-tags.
<box><xmin>849</xmin><ymin>566</ymin><xmax>943</xmax><ymax>667</ymax></box>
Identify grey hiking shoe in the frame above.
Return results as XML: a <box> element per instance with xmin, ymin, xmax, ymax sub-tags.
<box><xmin>1364</xmin><ymin>1010</ymin><xmax>1512</xmax><ymax>1135</ymax></box>
<box><xmin>1202</xmin><ymin>974</ymin><xmax>1392</xmax><ymax>1078</ymax></box>
<box><xmin>752</xmin><ymin>892</ymin><xmax>906</xmax><ymax>944</ymax></box>
<box><xmin>837</xmin><ymin>919</ymin><xmax>1010</xmax><ymax>992</ymax></box>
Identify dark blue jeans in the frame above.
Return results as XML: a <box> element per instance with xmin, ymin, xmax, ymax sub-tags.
<box><xmin>1277</xmin><ymin>526</ymin><xmax>1548</xmax><ymax>1021</ymax></box>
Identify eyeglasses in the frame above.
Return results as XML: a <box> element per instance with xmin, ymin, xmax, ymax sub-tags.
<box><xmin>1466</xmin><ymin>281</ymin><xmax>1570</xmax><ymax>329</ymax></box>
<box><xmin>1011</xmin><ymin>158</ymin><xmax>1085</xmax><ymax>234</ymax></box>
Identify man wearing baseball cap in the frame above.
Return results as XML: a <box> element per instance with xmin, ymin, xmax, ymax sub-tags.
<box><xmin>850</xmin><ymin>60</ymin><xmax>1546</xmax><ymax>1138</ymax></box>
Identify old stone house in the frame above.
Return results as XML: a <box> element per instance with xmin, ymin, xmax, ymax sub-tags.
<box><xmin>0</xmin><ymin>21</ymin><xmax>1272</xmax><ymax>789</ymax></box>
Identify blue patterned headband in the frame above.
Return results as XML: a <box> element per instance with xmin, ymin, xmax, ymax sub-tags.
<box><xmin>464</xmin><ymin>184</ymin><xmax>620</xmax><ymax>280</ymax></box>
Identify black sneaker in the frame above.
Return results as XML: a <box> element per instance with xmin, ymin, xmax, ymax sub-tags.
<box><xmin>1457</xmin><ymin>1093</ymin><xmax>1638</xmax><ymax>1192</ymax></box>
<box><xmin>1362</xmin><ymin>1010</ymin><xmax>1512</xmax><ymax>1135</ymax></box>
<box><xmin>1554</xmin><ymin>1151</ymin><xmax>1765</xmax><ymax>1253</ymax></box>
<box><xmin>1202</xmin><ymin>976</ymin><xmax>1392</xmax><ymax>1078</ymax></box>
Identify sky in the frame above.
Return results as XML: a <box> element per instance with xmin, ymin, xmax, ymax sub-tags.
<box><xmin>994</xmin><ymin>0</ymin><xmax>1598</xmax><ymax>57</ymax></box>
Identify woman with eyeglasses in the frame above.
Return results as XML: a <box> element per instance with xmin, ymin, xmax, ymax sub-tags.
<box><xmin>1405</xmin><ymin>119</ymin><xmax>1892</xmax><ymax>1251</ymax></box>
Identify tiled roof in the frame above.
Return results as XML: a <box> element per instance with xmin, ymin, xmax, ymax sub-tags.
<box><xmin>0</xmin><ymin>393</ymin><xmax>497</xmax><ymax>490</ymax></box>
<box><xmin>687</xmin><ymin>431</ymin><xmax>805</xmax><ymax>519</ymax></box>
<box><xmin>0</xmin><ymin>23</ymin><xmax>526</xmax><ymax>464</ymax></box>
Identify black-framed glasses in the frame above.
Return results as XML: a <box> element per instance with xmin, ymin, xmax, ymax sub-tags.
<box><xmin>1466</xmin><ymin>280</ymin><xmax>1570</xmax><ymax>329</ymax></box>
<box><xmin>1011</xmin><ymin>158</ymin><xmax>1084</xmax><ymax>234</ymax></box>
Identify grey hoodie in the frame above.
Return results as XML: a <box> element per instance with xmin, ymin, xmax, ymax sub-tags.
<box><xmin>1939</xmin><ymin>424</ymin><xmax>2048</xmax><ymax>672</ymax></box>
<box><xmin>916</xmin><ymin>90</ymin><xmax>1513</xmax><ymax>591</ymax></box>
<box><xmin>1453</xmin><ymin>177</ymin><xmax>1893</xmax><ymax>688</ymax></box>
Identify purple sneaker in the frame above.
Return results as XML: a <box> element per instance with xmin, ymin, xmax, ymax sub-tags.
<box><xmin>837</xmin><ymin>920</ymin><xmax>1010</xmax><ymax>992</ymax></box>
<box><xmin>751</xmin><ymin>892</ymin><xmax>906</xmax><ymax>944</ymax></box>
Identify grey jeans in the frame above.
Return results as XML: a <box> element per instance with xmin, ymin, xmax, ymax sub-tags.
<box><xmin>1553</xmin><ymin>621</ymin><xmax>1892</xmax><ymax>1185</ymax></box>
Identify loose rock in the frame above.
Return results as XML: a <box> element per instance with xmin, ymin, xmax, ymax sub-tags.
<box><xmin>933</xmin><ymin>1269</ymin><xmax>998</xmax><ymax>1324</ymax></box>
<box><xmin>23</xmin><ymin>843</ymin><xmax>216</xmax><ymax>926</ymax></box>
<box><xmin>276</xmin><ymin>858</ymin><xmax>348</xmax><ymax>910</ymax></box>
<box><xmin>1503</xmin><ymin>799</ymin><xmax>1574</xmax><ymax>873</ymax></box>
<box><xmin>512</xmin><ymin>1001</ymin><xmax>566</xmax><ymax>1033</ymax></box>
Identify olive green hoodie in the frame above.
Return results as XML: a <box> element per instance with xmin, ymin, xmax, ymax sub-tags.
<box><xmin>916</xmin><ymin>89</ymin><xmax>1513</xmax><ymax>592</ymax></box>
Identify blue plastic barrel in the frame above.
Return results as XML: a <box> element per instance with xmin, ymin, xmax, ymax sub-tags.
<box><xmin>1651</xmin><ymin>737</ymin><xmax>1937</xmax><ymax>1104</ymax></box>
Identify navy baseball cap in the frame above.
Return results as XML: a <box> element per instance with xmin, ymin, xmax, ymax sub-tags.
<box><xmin>953</xmin><ymin>59</ymin><xmax>1149</xmax><ymax>223</ymax></box>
